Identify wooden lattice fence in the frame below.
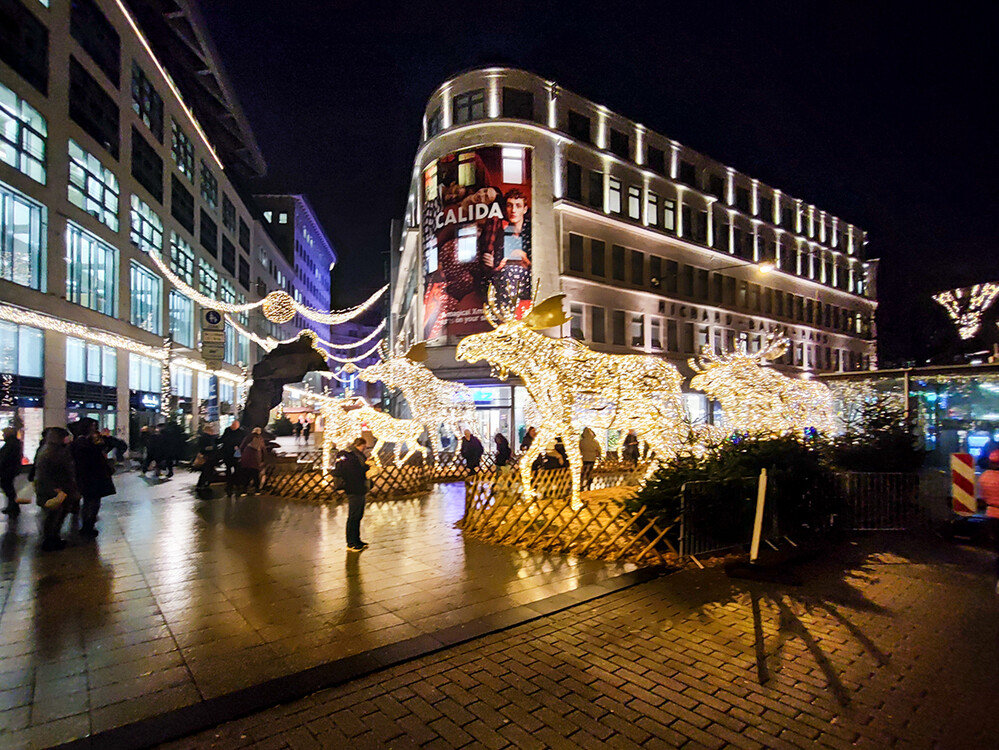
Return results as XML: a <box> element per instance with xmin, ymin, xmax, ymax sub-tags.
<box><xmin>264</xmin><ymin>453</ymin><xmax>432</xmax><ymax>503</ymax></box>
<box><xmin>460</xmin><ymin>463</ymin><xmax>679</xmax><ymax>566</ymax></box>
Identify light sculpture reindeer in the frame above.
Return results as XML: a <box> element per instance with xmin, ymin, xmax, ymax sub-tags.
<box><xmin>455</xmin><ymin>288</ymin><xmax>687</xmax><ymax>502</ymax></box>
<box><xmin>689</xmin><ymin>332</ymin><xmax>836</xmax><ymax>436</ymax></box>
<box><xmin>356</xmin><ymin>345</ymin><xmax>476</xmax><ymax>456</ymax></box>
<box><xmin>320</xmin><ymin>396</ymin><xmax>428</xmax><ymax>469</ymax></box>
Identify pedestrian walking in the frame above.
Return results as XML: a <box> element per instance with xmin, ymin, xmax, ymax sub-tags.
<box><xmin>494</xmin><ymin>433</ymin><xmax>512</xmax><ymax>467</ymax></box>
<box><xmin>332</xmin><ymin>437</ymin><xmax>372</xmax><ymax>551</ymax></box>
<box><xmin>622</xmin><ymin>429</ymin><xmax>640</xmax><ymax>464</ymax></box>
<box><xmin>142</xmin><ymin>425</ymin><xmax>164</xmax><ymax>477</ymax></box>
<box><xmin>521</xmin><ymin>426</ymin><xmax>537</xmax><ymax>452</ymax></box>
<box><xmin>579</xmin><ymin>427</ymin><xmax>601</xmax><ymax>490</ymax></box>
<box><xmin>293</xmin><ymin>420</ymin><xmax>303</xmax><ymax>443</ymax></box>
<box><xmin>194</xmin><ymin>424</ymin><xmax>220</xmax><ymax>490</ymax></box>
<box><xmin>978</xmin><ymin>449</ymin><xmax>999</xmax><ymax>594</ymax></box>
<box><xmin>303</xmin><ymin>420</ymin><xmax>312</xmax><ymax>444</ymax></box>
<box><xmin>1</xmin><ymin>427</ymin><xmax>24</xmax><ymax>518</ymax></box>
<box><xmin>34</xmin><ymin>427</ymin><xmax>78</xmax><ymax>551</ymax></box>
<box><xmin>238</xmin><ymin>427</ymin><xmax>266</xmax><ymax>494</ymax></box>
<box><xmin>461</xmin><ymin>429</ymin><xmax>484</xmax><ymax>472</ymax></box>
<box><xmin>219</xmin><ymin>420</ymin><xmax>246</xmax><ymax>495</ymax></box>
<box><xmin>71</xmin><ymin>418</ymin><xmax>116</xmax><ymax>538</ymax></box>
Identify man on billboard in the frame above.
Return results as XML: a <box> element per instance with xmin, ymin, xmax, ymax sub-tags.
<box><xmin>491</xmin><ymin>188</ymin><xmax>532</xmax><ymax>314</ymax></box>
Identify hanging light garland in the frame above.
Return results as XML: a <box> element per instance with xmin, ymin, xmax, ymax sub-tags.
<box><xmin>933</xmin><ymin>283</ymin><xmax>999</xmax><ymax>340</ymax></box>
<box><xmin>689</xmin><ymin>332</ymin><xmax>835</xmax><ymax>436</ymax></box>
<box><xmin>231</xmin><ymin>317</ymin><xmax>388</xmax><ymax>355</ymax></box>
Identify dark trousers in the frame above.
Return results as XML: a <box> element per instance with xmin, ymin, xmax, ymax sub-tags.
<box><xmin>42</xmin><ymin>504</ymin><xmax>67</xmax><ymax>542</ymax></box>
<box><xmin>81</xmin><ymin>494</ymin><xmax>101</xmax><ymax>531</ymax></box>
<box><xmin>346</xmin><ymin>493</ymin><xmax>366</xmax><ymax>546</ymax></box>
<box><xmin>2</xmin><ymin>476</ymin><xmax>17</xmax><ymax>513</ymax></box>
<box><xmin>989</xmin><ymin>517</ymin><xmax>999</xmax><ymax>580</ymax></box>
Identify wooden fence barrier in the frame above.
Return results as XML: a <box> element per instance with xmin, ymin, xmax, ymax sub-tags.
<box><xmin>264</xmin><ymin>454</ymin><xmax>432</xmax><ymax>503</ymax></box>
<box><xmin>460</xmin><ymin>462</ymin><xmax>679</xmax><ymax>567</ymax></box>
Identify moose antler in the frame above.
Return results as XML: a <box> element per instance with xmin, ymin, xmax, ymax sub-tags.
<box><xmin>522</xmin><ymin>294</ymin><xmax>571</xmax><ymax>330</ymax></box>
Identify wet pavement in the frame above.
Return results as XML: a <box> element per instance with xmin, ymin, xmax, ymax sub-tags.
<box><xmin>0</xmin><ymin>468</ymin><xmax>638</xmax><ymax>749</ymax></box>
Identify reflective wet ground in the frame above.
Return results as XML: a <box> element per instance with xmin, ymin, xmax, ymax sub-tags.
<box><xmin>0</xmin><ymin>469</ymin><xmax>635</xmax><ymax>748</ymax></box>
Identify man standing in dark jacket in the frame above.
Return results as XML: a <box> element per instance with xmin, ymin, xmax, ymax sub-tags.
<box><xmin>71</xmin><ymin>418</ymin><xmax>116</xmax><ymax>537</ymax></box>
<box><xmin>219</xmin><ymin>420</ymin><xmax>247</xmax><ymax>494</ymax></box>
<box><xmin>332</xmin><ymin>437</ymin><xmax>370</xmax><ymax>551</ymax></box>
<box><xmin>460</xmin><ymin>430</ymin><xmax>484</xmax><ymax>472</ymax></box>
<box><xmin>1</xmin><ymin>428</ymin><xmax>24</xmax><ymax>517</ymax></box>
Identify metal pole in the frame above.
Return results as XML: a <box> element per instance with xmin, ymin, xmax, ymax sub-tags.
<box><xmin>750</xmin><ymin>468</ymin><xmax>767</xmax><ymax>563</ymax></box>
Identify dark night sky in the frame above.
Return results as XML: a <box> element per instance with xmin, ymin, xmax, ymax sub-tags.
<box><xmin>199</xmin><ymin>0</ymin><xmax>998</xmax><ymax>365</ymax></box>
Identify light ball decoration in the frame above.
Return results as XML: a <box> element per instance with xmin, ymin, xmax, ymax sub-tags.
<box><xmin>689</xmin><ymin>332</ymin><xmax>836</xmax><ymax>436</ymax></box>
<box><xmin>933</xmin><ymin>283</ymin><xmax>999</xmax><ymax>340</ymax></box>
<box><xmin>262</xmin><ymin>291</ymin><xmax>296</xmax><ymax>324</ymax></box>
<box><xmin>357</xmin><ymin>346</ymin><xmax>477</xmax><ymax>457</ymax></box>
<box><xmin>455</xmin><ymin>287</ymin><xmax>688</xmax><ymax>503</ymax></box>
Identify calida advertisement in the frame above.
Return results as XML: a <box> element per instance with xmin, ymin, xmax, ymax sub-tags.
<box><xmin>421</xmin><ymin>145</ymin><xmax>533</xmax><ymax>342</ymax></box>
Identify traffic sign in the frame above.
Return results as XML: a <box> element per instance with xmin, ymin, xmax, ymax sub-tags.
<box><xmin>202</xmin><ymin>309</ymin><xmax>224</xmax><ymax>330</ymax></box>
<box><xmin>201</xmin><ymin>309</ymin><xmax>225</xmax><ymax>368</ymax></box>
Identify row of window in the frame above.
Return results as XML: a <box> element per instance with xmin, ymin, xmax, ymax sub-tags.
<box><xmin>565</xmin><ymin>303</ymin><xmax>871</xmax><ymax>371</ymax></box>
<box><xmin>565</xmin><ymin>234</ymin><xmax>872</xmax><ymax>337</ymax></box>
<box><xmin>565</xmin><ymin>164</ymin><xmax>865</xmax><ymax>295</ymax></box>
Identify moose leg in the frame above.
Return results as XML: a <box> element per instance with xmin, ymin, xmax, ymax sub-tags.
<box><xmin>371</xmin><ymin>439</ymin><xmax>385</xmax><ymax>468</ymax></box>
<box><xmin>564</xmin><ymin>433</ymin><xmax>584</xmax><ymax>505</ymax></box>
<box><xmin>395</xmin><ymin>441</ymin><xmax>403</xmax><ymax>466</ymax></box>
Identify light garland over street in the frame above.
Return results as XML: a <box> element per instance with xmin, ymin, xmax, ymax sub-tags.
<box><xmin>932</xmin><ymin>283</ymin><xmax>999</xmax><ymax>340</ymax></box>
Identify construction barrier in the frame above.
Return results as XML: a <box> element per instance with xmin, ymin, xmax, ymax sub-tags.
<box><xmin>951</xmin><ymin>453</ymin><xmax>976</xmax><ymax>515</ymax></box>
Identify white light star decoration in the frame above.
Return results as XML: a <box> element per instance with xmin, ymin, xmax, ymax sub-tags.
<box><xmin>354</xmin><ymin>342</ymin><xmax>477</xmax><ymax>456</ymax></box>
<box><xmin>455</xmin><ymin>286</ymin><xmax>688</xmax><ymax>503</ymax></box>
<box><xmin>689</xmin><ymin>332</ymin><xmax>835</xmax><ymax>436</ymax></box>
<box><xmin>933</xmin><ymin>283</ymin><xmax>999</xmax><ymax>340</ymax></box>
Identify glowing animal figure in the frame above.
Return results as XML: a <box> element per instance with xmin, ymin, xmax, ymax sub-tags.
<box><xmin>456</xmin><ymin>290</ymin><xmax>687</xmax><ymax>502</ymax></box>
<box><xmin>321</xmin><ymin>397</ymin><xmax>428</xmax><ymax>468</ymax></box>
<box><xmin>689</xmin><ymin>333</ymin><xmax>836</xmax><ymax>436</ymax></box>
<box><xmin>356</xmin><ymin>349</ymin><xmax>476</xmax><ymax>454</ymax></box>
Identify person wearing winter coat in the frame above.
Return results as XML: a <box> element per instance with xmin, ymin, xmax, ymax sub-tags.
<box><xmin>531</xmin><ymin>441</ymin><xmax>565</xmax><ymax>472</ymax></box>
<box><xmin>238</xmin><ymin>427</ymin><xmax>267</xmax><ymax>493</ymax></box>
<box><xmin>34</xmin><ymin>427</ymin><xmax>78</xmax><ymax>551</ymax></box>
<box><xmin>494</xmin><ymin>433</ymin><xmax>512</xmax><ymax>467</ymax></box>
<box><xmin>331</xmin><ymin>437</ymin><xmax>372</xmax><ymax>551</ymax></box>
<box><xmin>460</xmin><ymin>430</ymin><xmax>484</xmax><ymax>472</ymax></box>
<box><xmin>219</xmin><ymin>420</ymin><xmax>247</xmax><ymax>493</ymax></box>
<box><xmin>622</xmin><ymin>430</ymin><xmax>640</xmax><ymax>464</ymax></box>
<box><xmin>195</xmin><ymin>425</ymin><xmax>220</xmax><ymax>490</ymax></box>
<box><xmin>1</xmin><ymin>428</ymin><xmax>24</xmax><ymax>517</ymax></box>
<box><xmin>520</xmin><ymin>426</ymin><xmax>537</xmax><ymax>453</ymax></box>
<box><xmin>71</xmin><ymin>418</ymin><xmax>116</xmax><ymax>537</ymax></box>
<box><xmin>579</xmin><ymin>427</ymin><xmax>601</xmax><ymax>490</ymax></box>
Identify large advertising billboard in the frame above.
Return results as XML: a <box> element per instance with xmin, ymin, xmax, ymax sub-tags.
<box><xmin>421</xmin><ymin>146</ymin><xmax>533</xmax><ymax>342</ymax></box>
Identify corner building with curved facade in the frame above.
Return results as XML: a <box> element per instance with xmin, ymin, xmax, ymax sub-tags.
<box><xmin>391</xmin><ymin>68</ymin><xmax>877</xmax><ymax>442</ymax></box>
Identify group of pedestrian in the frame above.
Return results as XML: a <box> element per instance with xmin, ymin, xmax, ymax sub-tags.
<box><xmin>292</xmin><ymin>418</ymin><xmax>313</xmax><ymax>445</ymax></box>
<box><xmin>192</xmin><ymin>420</ymin><xmax>272</xmax><ymax>497</ymax></box>
<box><xmin>138</xmin><ymin>423</ymin><xmax>183</xmax><ymax>478</ymax></box>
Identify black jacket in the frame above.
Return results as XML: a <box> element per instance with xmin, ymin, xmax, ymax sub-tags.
<box><xmin>332</xmin><ymin>448</ymin><xmax>369</xmax><ymax>495</ymax></box>
<box><xmin>219</xmin><ymin>426</ymin><xmax>247</xmax><ymax>460</ymax></box>
<box><xmin>71</xmin><ymin>435</ymin><xmax>116</xmax><ymax>498</ymax></box>
<box><xmin>461</xmin><ymin>436</ymin><xmax>484</xmax><ymax>468</ymax></box>
<box><xmin>0</xmin><ymin>436</ymin><xmax>23</xmax><ymax>480</ymax></box>
<box><xmin>495</xmin><ymin>438</ymin><xmax>512</xmax><ymax>467</ymax></box>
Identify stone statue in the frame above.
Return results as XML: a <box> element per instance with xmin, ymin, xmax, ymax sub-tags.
<box><xmin>240</xmin><ymin>335</ymin><xmax>328</xmax><ymax>429</ymax></box>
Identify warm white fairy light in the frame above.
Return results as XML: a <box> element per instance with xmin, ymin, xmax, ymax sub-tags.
<box><xmin>455</xmin><ymin>287</ymin><xmax>688</xmax><ymax>503</ymax></box>
<box><xmin>147</xmin><ymin>251</ymin><xmax>262</xmax><ymax>313</ymax></box>
<box><xmin>689</xmin><ymin>332</ymin><xmax>835</xmax><ymax>436</ymax></box>
<box><xmin>933</xmin><ymin>283</ymin><xmax>999</xmax><ymax>340</ymax></box>
<box><xmin>173</xmin><ymin>356</ymin><xmax>246</xmax><ymax>383</ymax></box>
<box><xmin>357</xmin><ymin>351</ymin><xmax>476</xmax><ymax>455</ymax></box>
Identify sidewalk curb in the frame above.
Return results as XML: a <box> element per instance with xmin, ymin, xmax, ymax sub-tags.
<box><xmin>53</xmin><ymin>565</ymin><xmax>668</xmax><ymax>749</ymax></box>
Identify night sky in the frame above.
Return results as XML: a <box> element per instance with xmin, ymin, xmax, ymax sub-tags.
<box><xmin>199</xmin><ymin>1</ymin><xmax>997</xmax><ymax>365</ymax></box>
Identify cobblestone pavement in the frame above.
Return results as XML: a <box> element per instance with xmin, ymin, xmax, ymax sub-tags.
<box><xmin>165</xmin><ymin>534</ymin><xmax>999</xmax><ymax>750</ymax></box>
<box><xmin>0</xmin><ymin>472</ymin><xmax>635</xmax><ymax>749</ymax></box>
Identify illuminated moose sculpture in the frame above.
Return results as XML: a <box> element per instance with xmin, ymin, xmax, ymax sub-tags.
<box><xmin>356</xmin><ymin>345</ymin><xmax>477</xmax><ymax>455</ymax></box>
<box><xmin>456</xmin><ymin>288</ymin><xmax>688</xmax><ymax>502</ymax></box>
<box><xmin>689</xmin><ymin>332</ymin><xmax>836</xmax><ymax>436</ymax></box>
<box><xmin>320</xmin><ymin>396</ymin><xmax>428</xmax><ymax>469</ymax></box>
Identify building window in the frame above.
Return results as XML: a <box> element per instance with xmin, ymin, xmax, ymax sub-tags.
<box><xmin>646</xmin><ymin>191</ymin><xmax>658</xmax><ymax>226</ymax></box>
<box><xmin>570</xmin><ymin>303</ymin><xmax>584</xmax><ymax>340</ymax></box>
<box><xmin>66</xmin><ymin>337</ymin><xmax>115</xmax><ymax>386</ymax></box>
<box><xmin>130</xmin><ymin>126</ymin><xmax>163</xmax><ymax>202</ymax></box>
<box><xmin>130</xmin><ymin>261</ymin><xmax>161</xmax><ymax>334</ymax></box>
<box><xmin>566</xmin><ymin>161</ymin><xmax>582</xmax><ymax>201</ymax></box>
<box><xmin>650</xmin><ymin>319</ymin><xmax>662</xmax><ymax>350</ymax></box>
<box><xmin>647</xmin><ymin>146</ymin><xmax>666</xmax><ymax>175</ymax></box>
<box><xmin>66</xmin><ymin>221</ymin><xmax>117</xmax><ymax>316</ymax></box>
<box><xmin>238</xmin><ymin>255</ymin><xmax>249</xmax><ymax>289</ymax></box>
<box><xmin>452</xmin><ymin>89</ymin><xmax>485</xmax><ymax>124</ymax></box>
<box><xmin>131</xmin><ymin>62</ymin><xmax>163</xmax><ymax>142</ymax></box>
<box><xmin>70</xmin><ymin>0</ymin><xmax>120</xmax><ymax>86</ymax></box>
<box><xmin>627</xmin><ymin>186</ymin><xmax>640</xmax><ymax>220</ymax></box>
<box><xmin>591</xmin><ymin>307</ymin><xmax>605</xmax><ymax>343</ymax></box>
<box><xmin>707</xmin><ymin>174</ymin><xmax>725</xmax><ymax>201</ymax></box>
<box><xmin>169</xmin><ymin>232</ymin><xmax>194</xmax><ymax>284</ymax></box>
<box><xmin>568</xmin><ymin>233</ymin><xmax>584</xmax><ymax>272</ymax></box>
<box><xmin>609</xmin><ymin>129</ymin><xmax>629</xmax><ymax>159</ymax></box>
<box><xmin>0</xmin><ymin>81</ymin><xmax>46</xmax><ymax>184</ymax></box>
<box><xmin>678</xmin><ymin>160</ymin><xmax>696</xmax><ymax>187</ymax></box>
<box><xmin>129</xmin><ymin>194</ymin><xmax>162</xmax><ymax>254</ymax></box>
<box><xmin>502</xmin><ymin>147</ymin><xmax>526</xmax><ymax>184</ymax></box>
<box><xmin>278</xmin><ymin>212</ymin><xmax>288</xmax><ymax>224</ymax></box>
<box><xmin>200</xmin><ymin>209</ymin><xmax>217</xmax><ymax>257</ymax></box>
<box><xmin>198</xmin><ymin>259</ymin><xmax>217</xmax><ymax>297</ymax></box>
<box><xmin>735</xmin><ymin>186</ymin><xmax>751</xmax><ymax>213</ymax></box>
<box><xmin>612</xmin><ymin>245</ymin><xmax>625</xmax><ymax>281</ymax></box>
<box><xmin>426</xmin><ymin>106</ymin><xmax>442</xmax><ymax>138</ymax></box>
<box><xmin>0</xmin><ymin>0</ymin><xmax>49</xmax><ymax>95</ymax></box>
<box><xmin>238</xmin><ymin>217</ymin><xmax>250</xmax><ymax>250</ymax></box>
<box><xmin>591</xmin><ymin>239</ymin><xmax>605</xmax><ymax>277</ymax></box>
<box><xmin>630</xmin><ymin>314</ymin><xmax>644</xmax><ymax>347</ymax></box>
<box><xmin>759</xmin><ymin>194</ymin><xmax>773</xmax><ymax>223</ymax></box>
<box><xmin>170</xmin><ymin>174</ymin><xmax>194</xmax><ymax>233</ymax></box>
<box><xmin>662</xmin><ymin>198</ymin><xmax>676</xmax><ymax>232</ymax></box>
<box><xmin>221</xmin><ymin>235</ymin><xmax>235</xmax><ymax>275</ymax></box>
<box><xmin>0</xmin><ymin>321</ymin><xmax>43</xmax><ymax>378</ymax></box>
<box><xmin>171</xmin><ymin>118</ymin><xmax>194</xmax><ymax>180</ymax></box>
<box><xmin>68</xmin><ymin>139</ymin><xmax>119</xmax><ymax>231</ymax></box>
<box><xmin>68</xmin><ymin>57</ymin><xmax>119</xmax><ymax>158</ymax></box>
<box><xmin>612</xmin><ymin>311</ymin><xmax>626</xmax><ymax>346</ymax></box>
<box><xmin>263</xmin><ymin>210</ymin><xmax>272</xmax><ymax>223</ymax></box>
<box><xmin>587</xmin><ymin>170</ymin><xmax>603</xmax><ymax>209</ymax></box>
<box><xmin>128</xmin><ymin>353</ymin><xmax>161</xmax><ymax>392</ymax></box>
<box><xmin>567</xmin><ymin>111</ymin><xmax>590</xmax><ymax>142</ymax></box>
<box><xmin>630</xmin><ymin>250</ymin><xmax>644</xmax><ymax>285</ymax></box>
<box><xmin>456</xmin><ymin>225</ymin><xmax>477</xmax><ymax>263</ymax></box>
<box><xmin>224</xmin><ymin>322</ymin><xmax>236</xmax><ymax>365</ymax></box>
<box><xmin>170</xmin><ymin>365</ymin><xmax>193</xmax><ymax>398</ymax></box>
<box><xmin>0</xmin><ymin>181</ymin><xmax>45</xmax><ymax>290</ymax></box>
<box><xmin>168</xmin><ymin>290</ymin><xmax>193</xmax><ymax>347</ymax></box>
<box><xmin>199</xmin><ymin>159</ymin><xmax>217</xmax><ymax>210</ymax></box>
<box><xmin>502</xmin><ymin>88</ymin><xmax>533</xmax><ymax>120</ymax></box>
<box><xmin>649</xmin><ymin>256</ymin><xmax>662</xmax><ymax>289</ymax></box>
<box><xmin>607</xmin><ymin>177</ymin><xmax>622</xmax><ymax>214</ymax></box>
<box><xmin>220</xmin><ymin>278</ymin><xmax>235</xmax><ymax>308</ymax></box>
<box><xmin>222</xmin><ymin>194</ymin><xmax>236</xmax><ymax>231</ymax></box>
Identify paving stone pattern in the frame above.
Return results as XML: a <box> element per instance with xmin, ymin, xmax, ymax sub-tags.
<box><xmin>165</xmin><ymin>535</ymin><xmax>999</xmax><ymax>749</ymax></box>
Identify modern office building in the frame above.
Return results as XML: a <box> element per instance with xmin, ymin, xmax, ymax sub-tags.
<box><xmin>390</xmin><ymin>67</ymin><xmax>878</xmax><ymax>441</ymax></box>
<box><xmin>0</xmin><ymin>0</ymin><xmax>317</xmax><ymax>448</ymax></box>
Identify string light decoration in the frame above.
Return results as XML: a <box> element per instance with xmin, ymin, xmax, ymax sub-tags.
<box><xmin>225</xmin><ymin>315</ymin><xmax>385</xmax><ymax>361</ymax></box>
<box><xmin>689</xmin><ymin>332</ymin><xmax>836</xmax><ymax>436</ymax></box>
<box><xmin>455</xmin><ymin>287</ymin><xmax>688</xmax><ymax>503</ymax></box>
<box><xmin>933</xmin><ymin>283</ymin><xmax>999</xmax><ymax>340</ymax></box>
<box><xmin>160</xmin><ymin>338</ymin><xmax>173</xmax><ymax>418</ymax></box>
<box><xmin>355</xmin><ymin>344</ymin><xmax>477</xmax><ymax>455</ymax></box>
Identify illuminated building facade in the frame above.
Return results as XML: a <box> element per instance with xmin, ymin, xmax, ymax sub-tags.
<box><xmin>0</xmin><ymin>0</ymin><xmax>311</xmax><ymax>446</ymax></box>
<box><xmin>390</xmin><ymin>67</ymin><xmax>878</xmax><ymax>442</ymax></box>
